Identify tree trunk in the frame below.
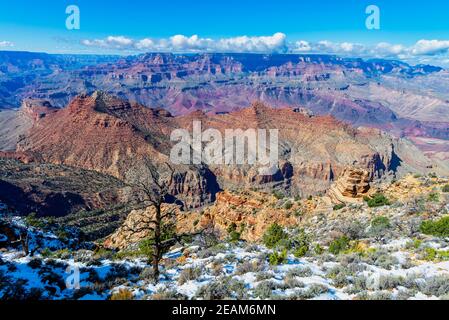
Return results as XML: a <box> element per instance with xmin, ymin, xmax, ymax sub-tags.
<box><xmin>21</xmin><ymin>233</ymin><xmax>29</xmax><ymax>256</ymax></box>
<box><xmin>152</xmin><ymin>204</ymin><xmax>162</xmax><ymax>283</ymax></box>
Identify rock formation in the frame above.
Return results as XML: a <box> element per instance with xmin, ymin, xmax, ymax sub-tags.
<box><xmin>327</xmin><ymin>168</ymin><xmax>372</xmax><ymax>204</ymax></box>
<box><xmin>105</xmin><ymin>190</ymin><xmax>299</xmax><ymax>249</ymax></box>
<box><xmin>1</xmin><ymin>92</ymin><xmax>440</xmax><ymax>210</ymax></box>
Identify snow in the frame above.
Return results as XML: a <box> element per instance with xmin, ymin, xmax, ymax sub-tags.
<box><xmin>2</xmin><ymin>214</ymin><xmax>449</xmax><ymax>301</ymax></box>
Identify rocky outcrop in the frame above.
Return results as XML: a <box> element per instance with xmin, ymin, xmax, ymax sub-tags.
<box><xmin>105</xmin><ymin>189</ymin><xmax>301</xmax><ymax>249</ymax></box>
<box><xmin>199</xmin><ymin>191</ymin><xmax>298</xmax><ymax>243</ymax></box>
<box><xmin>327</xmin><ymin>168</ymin><xmax>371</xmax><ymax>204</ymax></box>
<box><xmin>103</xmin><ymin>204</ymin><xmax>197</xmax><ymax>250</ymax></box>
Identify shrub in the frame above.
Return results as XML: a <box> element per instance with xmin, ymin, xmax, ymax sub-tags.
<box><xmin>178</xmin><ymin>267</ymin><xmax>201</xmax><ymax>285</ymax></box>
<box><xmin>110</xmin><ymin>288</ymin><xmax>134</xmax><ymax>300</ymax></box>
<box><xmin>420</xmin><ymin>216</ymin><xmax>449</xmax><ymax>238</ymax></box>
<box><xmin>255</xmin><ymin>272</ymin><xmax>274</xmax><ymax>282</ymax></box>
<box><xmin>52</xmin><ymin>248</ymin><xmax>72</xmax><ymax>259</ymax></box>
<box><xmin>235</xmin><ymin>260</ymin><xmax>264</xmax><ymax>275</ymax></box>
<box><xmin>93</xmin><ymin>248</ymin><xmax>115</xmax><ymax>260</ymax></box>
<box><xmin>284</xmin><ymin>201</ymin><xmax>293</xmax><ymax>210</ymax></box>
<box><xmin>377</xmin><ymin>275</ymin><xmax>405</xmax><ymax>290</ymax></box>
<box><xmin>293</xmin><ymin>246</ymin><xmax>309</xmax><ymax>258</ymax></box>
<box><xmin>39</xmin><ymin>268</ymin><xmax>65</xmax><ymax>290</ymax></box>
<box><xmin>370</xmin><ymin>216</ymin><xmax>391</xmax><ymax>238</ymax></box>
<box><xmin>443</xmin><ymin>185</ymin><xmax>449</xmax><ymax>193</ymax></box>
<box><xmin>328</xmin><ymin>236</ymin><xmax>350</xmax><ymax>255</ymax></box>
<box><xmin>428</xmin><ymin>193</ymin><xmax>440</xmax><ymax>202</ymax></box>
<box><xmin>339</xmin><ymin>221</ymin><xmax>366</xmax><ymax>240</ymax></box>
<box><xmin>195</xmin><ymin>277</ymin><xmax>246</xmax><ymax>300</ymax></box>
<box><xmin>0</xmin><ymin>278</ymin><xmax>29</xmax><ymax>300</ymax></box>
<box><xmin>333</xmin><ymin>204</ymin><xmax>346</xmax><ymax>211</ymax></box>
<box><xmin>151</xmin><ymin>289</ymin><xmax>188</xmax><ymax>300</ymax></box>
<box><xmin>301</xmin><ymin>284</ymin><xmax>328</xmax><ymax>299</ymax></box>
<box><xmin>25</xmin><ymin>213</ymin><xmax>46</xmax><ymax>229</ymax></box>
<box><xmin>419</xmin><ymin>275</ymin><xmax>449</xmax><ymax>297</ymax></box>
<box><xmin>27</xmin><ymin>258</ymin><xmax>43</xmax><ymax>269</ymax></box>
<box><xmin>286</xmin><ymin>267</ymin><xmax>313</xmax><ymax>278</ymax></box>
<box><xmin>365</xmin><ymin>193</ymin><xmax>390</xmax><ymax>208</ymax></box>
<box><xmin>138</xmin><ymin>239</ymin><xmax>154</xmax><ymax>260</ymax></box>
<box><xmin>365</xmin><ymin>291</ymin><xmax>393</xmax><ymax>300</ymax></box>
<box><xmin>254</xmin><ymin>280</ymin><xmax>277</xmax><ymax>300</ymax></box>
<box><xmin>293</xmin><ymin>210</ymin><xmax>303</xmax><ymax>218</ymax></box>
<box><xmin>314</xmin><ymin>244</ymin><xmax>324</xmax><ymax>255</ymax></box>
<box><xmin>262</xmin><ymin>224</ymin><xmax>288</xmax><ymax>248</ymax></box>
<box><xmin>105</xmin><ymin>264</ymin><xmax>129</xmax><ymax>282</ymax></box>
<box><xmin>362</xmin><ymin>250</ymin><xmax>399</xmax><ymax>270</ymax></box>
<box><xmin>253</xmin><ymin>281</ymin><xmax>276</xmax><ymax>299</ymax></box>
<box><xmin>229</xmin><ymin>231</ymin><xmax>241</xmax><ymax>242</ymax></box>
<box><xmin>284</xmin><ymin>276</ymin><xmax>305</xmax><ymax>289</ymax></box>
<box><xmin>269</xmin><ymin>249</ymin><xmax>287</xmax><ymax>265</ymax></box>
<box><xmin>40</xmin><ymin>248</ymin><xmax>52</xmax><ymax>258</ymax></box>
<box><xmin>273</xmin><ymin>191</ymin><xmax>285</xmax><ymax>200</ymax></box>
<box><xmin>138</xmin><ymin>222</ymin><xmax>177</xmax><ymax>261</ymax></box>
<box><xmin>333</xmin><ymin>273</ymin><xmax>351</xmax><ymax>288</ymax></box>
<box><xmin>422</xmin><ymin>248</ymin><xmax>449</xmax><ymax>262</ymax></box>
<box><xmin>139</xmin><ymin>267</ymin><xmax>155</xmax><ymax>281</ymax></box>
<box><xmin>290</xmin><ymin>229</ymin><xmax>311</xmax><ymax>256</ymax></box>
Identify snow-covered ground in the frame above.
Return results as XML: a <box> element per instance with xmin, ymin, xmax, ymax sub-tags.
<box><xmin>2</xmin><ymin>234</ymin><xmax>449</xmax><ymax>300</ymax></box>
<box><xmin>2</xmin><ymin>193</ymin><xmax>449</xmax><ymax>301</ymax></box>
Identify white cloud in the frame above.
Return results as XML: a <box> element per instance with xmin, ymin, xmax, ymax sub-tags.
<box><xmin>373</xmin><ymin>42</ymin><xmax>407</xmax><ymax>56</ymax></box>
<box><xmin>292</xmin><ymin>40</ymin><xmax>311</xmax><ymax>52</ymax></box>
<box><xmin>79</xmin><ymin>34</ymin><xmax>449</xmax><ymax>65</ymax></box>
<box><xmin>81</xmin><ymin>33</ymin><xmax>288</xmax><ymax>53</ymax></box>
<box><xmin>411</xmin><ymin>40</ymin><xmax>449</xmax><ymax>56</ymax></box>
<box><xmin>0</xmin><ymin>41</ymin><xmax>14</xmax><ymax>47</ymax></box>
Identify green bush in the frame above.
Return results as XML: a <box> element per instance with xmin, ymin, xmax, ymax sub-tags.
<box><xmin>227</xmin><ymin>223</ymin><xmax>241</xmax><ymax>242</ymax></box>
<box><xmin>138</xmin><ymin>222</ymin><xmax>177</xmax><ymax>261</ymax></box>
<box><xmin>262</xmin><ymin>223</ymin><xmax>288</xmax><ymax>248</ymax></box>
<box><xmin>364</xmin><ymin>193</ymin><xmax>390</xmax><ymax>207</ymax></box>
<box><xmin>314</xmin><ymin>244</ymin><xmax>324</xmax><ymax>255</ymax></box>
<box><xmin>420</xmin><ymin>216</ymin><xmax>449</xmax><ymax>238</ymax></box>
<box><xmin>227</xmin><ymin>223</ymin><xmax>237</xmax><ymax>234</ymax></box>
<box><xmin>293</xmin><ymin>246</ymin><xmax>309</xmax><ymax>258</ymax></box>
<box><xmin>443</xmin><ymin>185</ymin><xmax>449</xmax><ymax>193</ymax></box>
<box><xmin>428</xmin><ymin>193</ymin><xmax>440</xmax><ymax>202</ymax></box>
<box><xmin>269</xmin><ymin>249</ymin><xmax>287</xmax><ymax>265</ymax></box>
<box><xmin>25</xmin><ymin>213</ymin><xmax>46</xmax><ymax>229</ymax></box>
<box><xmin>139</xmin><ymin>238</ymin><xmax>155</xmax><ymax>259</ymax></box>
<box><xmin>293</xmin><ymin>210</ymin><xmax>303</xmax><ymax>218</ymax></box>
<box><xmin>329</xmin><ymin>236</ymin><xmax>350</xmax><ymax>255</ymax></box>
<box><xmin>291</xmin><ymin>229</ymin><xmax>311</xmax><ymax>257</ymax></box>
<box><xmin>333</xmin><ymin>204</ymin><xmax>346</xmax><ymax>211</ymax></box>
<box><xmin>284</xmin><ymin>201</ymin><xmax>293</xmax><ymax>210</ymax></box>
<box><xmin>229</xmin><ymin>231</ymin><xmax>241</xmax><ymax>242</ymax></box>
<box><xmin>273</xmin><ymin>191</ymin><xmax>285</xmax><ymax>200</ymax></box>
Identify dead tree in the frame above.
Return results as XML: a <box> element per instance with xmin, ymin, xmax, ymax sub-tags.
<box><xmin>125</xmin><ymin>159</ymin><xmax>199</xmax><ymax>283</ymax></box>
<box><xmin>10</xmin><ymin>231</ymin><xmax>29</xmax><ymax>256</ymax></box>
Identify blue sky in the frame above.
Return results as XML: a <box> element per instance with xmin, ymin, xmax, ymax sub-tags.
<box><xmin>1</xmin><ymin>0</ymin><xmax>449</xmax><ymax>65</ymax></box>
